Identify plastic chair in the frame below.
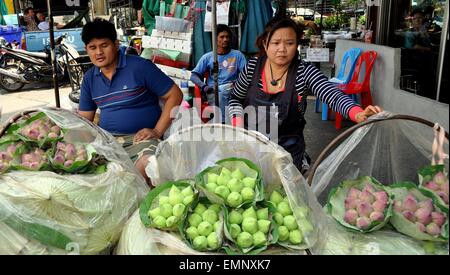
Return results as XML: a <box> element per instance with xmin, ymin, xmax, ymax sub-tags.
<box><xmin>334</xmin><ymin>50</ymin><xmax>378</xmax><ymax>130</ymax></box>
<box><xmin>193</xmin><ymin>72</ymin><xmax>211</xmax><ymax>123</ymax></box>
<box><xmin>315</xmin><ymin>48</ymin><xmax>362</xmax><ymax>120</ymax></box>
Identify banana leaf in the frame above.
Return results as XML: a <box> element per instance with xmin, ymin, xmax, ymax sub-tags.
<box><xmin>387</xmin><ymin>182</ymin><xmax>448</xmax><ymax>242</ymax></box>
<box><xmin>327</xmin><ymin>176</ymin><xmax>394</xmax><ymax>233</ymax></box>
<box><xmin>418</xmin><ymin>165</ymin><xmax>449</xmax><ymax>210</ymax></box>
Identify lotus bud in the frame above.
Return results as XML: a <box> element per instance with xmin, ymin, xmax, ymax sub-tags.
<box><xmin>22</xmin><ymin>153</ymin><xmax>33</xmax><ymax>163</ymax></box>
<box><xmin>374</xmin><ymin>191</ymin><xmax>388</xmax><ymax>203</ymax></box>
<box><xmin>21</xmin><ymin>162</ymin><xmax>31</xmax><ymax>168</ymax></box>
<box><xmin>356</xmin><ymin>217</ymin><xmax>371</xmax><ymax>230</ymax></box>
<box><xmin>359</xmin><ymin>190</ymin><xmax>375</xmax><ymax>204</ymax></box>
<box><xmin>50</xmin><ymin>125</ymin><xmax>61</xmax><ymax>133</ymax></box>
<box><xmin>277</xmin><ymin>201</ymin><xmax>293</xmax><ymax>216</ymax></box>
<box><xmin>394</xmin><ymin>201</ymin><xmax>404</xmax><ymax>212</ymax></box>
<box><xmin>64</xmin><ymin>160</ymin><xmax>73</xmax><ymax>167</ymax></box>
<box><xmin>253</xmin><ymin>231</ymin><xmax>267</xmax><ymax>246</ymax></box>
<box><xmin>415</xmin><ymin>208</ymin><xmax>432</xmax><ymax>225</ymax></box>
<box><xmin>274</xmin><ymin>213</ymin><xmax>284</xmax><ymax>226</ymax></box>
<box><xmin>217</xmin><ymin>174</ymin><xmax>231</xmax><ymax>186</ymax></box>
<box><xmin>172</xmin><ymin>204</ymin><xmax>186</xmax><ymax>218</ymax></box>
<box><xmin>64</xmin><ymin>151</ymin><xmax>75</xmax><ymax>161</ymax></box>
<box><xmin>29</xmin><ymin>162</ymin><xmax>40</xmax><ymax>170</ymax></box>
<box><xmin>206</xmin><ymin>182</ymin><xmax>218</xmax><ymax>193</ymax></box>
<box><xmin>28</xmin><ymin>129</ymin><xmax>39</xmax><ymax>139</ymax></box>
<box><xmin>298</xmin><ymin>218</ymin><xmax>314</xmax><ymax>233</ymax></box>
<box><xmin>168</xmin><ymin>185</ymin><xmax>181</xmax><ymax>197</ymax></box>
<box><xmin>402</xmin><ymin>210</ymin><xmax>416</xmax><ymax>222</ymax></box>
<box><xmin>227</xmin><ymin>178</ymin><xmax>244</xmax><ymax>193</ymax></box>
<box><xmin>362</xmin><ymin>183</ymin><xmax>375</xmax><ymax>194</ymax></box>
<box><xmin>369</xmin><ymin>211</ymin><xmax>385</xmax><ymax>222</ymax></box>
<box><xmin>202</xmin><ymin>209</ymin><xmax>218</xmax><ymax>224</ymax></box>
<box><xmin>344</xmin><ymin>209</ymin><xmax>359</xmax><ymax>225</ymax></box>
<box><xmin>186</xmin><ymin>226</ymin><xmax>199</xmax><ymax>240</ymax></box>
<box><xmin>278</xmin><ymin>226</ymin><xmax>290</xmax><ymax>242</ymax></box>
<box><xmin>431</xmin><ymin>212</ymin><xmax>446</xmax><ymax>227</ymax></box>
<box><xmin>242</xmin><ymin>218</ymin><xmax>258</xmax><ymax>234</ymax></box>
<box><xmin>6</xmin><ymin>145</ymin><xmax>16</xmax><ymax>155</ymax></box>
<box><xmin>347</xmin><ymin>188</ymin><xmax>361</xmax><ymax>200</ymax></box>
<box><xmin>169</xmin><ymin>192</ymin><xmax>183</xmax><ymax>206</ymax></box>
<box><xmin>413</xmin><ymin>222</ymin><xmax>426</xmax><ymax>233</ymax></box>
<box><xmin>158</xmin><ymin>195</ymin><xmax>170</xmax><ymax>205</ymax></box>
<box><xmin>241</xmin><ymin>187</ymin><xmax>255</xmax><ymax>201</ymax></box>
<box><xmin>231</xmin><ymin>169</ymin><xmax>245</xmax><ymax>180</ymax></box>
<box><xmin>75</xmin><ymin>156</ymin><xmax>85</xmax><ymax>162</ymax></box>
<box><xmin>227</xmin><ymin>192</ymin><xmax>243</xmax><ymax>207</ymax></box>
<box><xmin>418</xmin><ymin>200</ymin><xmax>434</xmax><ymax>213</ymax></box>
<box><xmin>229</xmin><ymin>210</ymin><xmax>243</xmax><ymax>225</ymax></box>
<box><xmin>357</xmin><ymin>202</ymin><xmax>373</xmax><ymax>217</ymax></box>
<box><xmin>220</xmin><ymin>167</ymin><xmax>232</xmax><ymax>176</ymax></box>
<box><xmin>215</xmin><ymin>186</ymin><xmax>231</xmax><ymax>200</ymax></box>
<box><xmin>148</xmin><ymin>207</ymin><xmax>161</xmax><ymax>219</ymax></box>
<box><xmin>237</xmin><ymin>232</ymin><xmax>253</xmax><ymax>248</ymax></box>
<box><xmin>188</xmin><ymin>213</ymin><xmax>202</xmax><ymax>227</ymax></box>
<box><xmin>433</xmin><ymin>172</ymin><xmax>447</xmax><ymax>185</ymax></box>
<box><xmin>230</xmin><ymin>224</ymin><xmax>241</xmax><ymax>239</ymax></box>
<box><xmin>159</xmin><ymin>203</ymin><xmax>173</xmax><ymax>218</ymax></box>
<box><xmin>437</xmin><ymin>191</ymin><xmax>449</xmax><ymax>204</ymax></box>
<box><xmin>209</xmin><ymin>204</ymin><xmax>222</xmax><ymax>214</ymax></box>
<box><xmin>372</xmin><ymin>200</ymin><xmax>387</xmax><ymax>212</ymax></box>
<box><xmin>153</xmin><ymin>216</ymin><xmax>167</xmax><ymax>228</ymax></box>
<box><xmin>256</xmin><ymin>208</ymin><xmax>269</xmax><ymax>220</ymax></box>
<box><xmin>193</xmin><ymin>236</ymin><xmax>208</xmax><ymax>250</ymax></box>
<box><xmin>77</xmin><ymin>149</ymin><xmax>87</xmax><ymax>159</ymax></box>
<box><xmin>242</xmin><ymin>207</ymin><xmax>257</xmax><ymax>220</ymax></box>
<box><xmin>207</xmin><ymin>232</ymin><xmax>220</xmax><ymax>249</ymax></box>
<box><xmin>344</xmin><ymin>197</ymin><xmax>359</xmax><ymax>210</ymax></box>
<box><xmin>194</xmin><ymin>203</ymin><xmax>207</xmax><ymax>215</ymax></box>
<box><xmin>56</xmin><ymin>142</ymin><xmax>66</xmax><ymax>151</ymax></box>
<box><xmin>289</xmin><ymin>230</ymin><xmax>303</xmax><ymax>244</ymax></box>
<box><xmin>284</xmin><ymin>215</ymin><xmax>299</xmax><ymax>230</ymax></box>
<box><xmin>242</xmin><ymin>177</ymin><xmax>256</xmax><ymax>189</ymax></box>
<box><xmin>402</xmin><ymin>195</ymin><xmax>418</xmax><ymax>212</ymax></box>
<box><xmin>257</xmin><ymin>220</ymin><xmax>271</xmax><ymax>234</ymax></box>
<box><xmin>198</xmin><ymin>221</ymin><xmax>214</xmax><ymax>236</ymax></box>
<box><xmin>165</xmin><ymin>216</ymin><xmax>178</xmax><ymax>227</ymax></box>
<box><xmin>207</xmin><ymin>173</ymin><xmax>219</xmax><ymax>184</ymax></box>
<box><xmin>441</xmin><ymin>181</ymin><xmax>449</xmax><ymax>194</ymax></box>
<box><xmin>270</xmin><ymin>191</ymin><xmax>284</xmax><ymax>205</ymax></box>
<box><xmin>47</xmin><ymin>132</ymin><xmax>58</xmax><ymax>139</ymax></box>
<box><xmin>426</xmin><ymin>223</ymin><xmax>441</xmax><ymax>236</ymax></box>
<box><xmin>425</xmin><ymin>181</ymin><xmax>440</xmax><ymax>191</ymax></box>
<box><xmin>181</xmin><ymin>186</ymin><xmax>194</xmax><ymax>197</ymax></box>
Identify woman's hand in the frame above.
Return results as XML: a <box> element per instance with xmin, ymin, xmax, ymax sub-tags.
<box><xmin>354</xmin><ymin>105</ymin><xmax>383</xmax><ymax>123</ymax></box>
<box><xmin>133</xmin><ymin>128</ymin><xmax>161</xmax><ymax>143</ymax></box>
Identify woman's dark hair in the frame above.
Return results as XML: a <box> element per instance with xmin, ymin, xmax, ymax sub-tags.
<box><xmin>81</xmin><ymin>18</ymin><xmax>117</xmax><ymax>45</ymax></box>
<box><xmin>217</xmin><ymin>24</ymin><xmax>232</xmax><ymax>37</ymax></box>
<box><xmin>256</xmin><ymin>17</ymin><xmax>301</xmax><ymax>56</ymax></box>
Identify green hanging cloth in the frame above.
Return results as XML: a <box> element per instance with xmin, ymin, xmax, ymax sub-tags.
<box><xmin>0</xmin><ymin>1</ymin><xmax>8</xmax><ymax>25</ymax></box>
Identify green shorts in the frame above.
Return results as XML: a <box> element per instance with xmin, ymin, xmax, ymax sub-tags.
<box><xmin>114</xmin><ymin>135</ymin><xmax>160</xmax><ymax>163</ymax></box>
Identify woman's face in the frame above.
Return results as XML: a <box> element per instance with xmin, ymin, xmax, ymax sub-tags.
<box><xmin>265</xmin><ymin>27</ymin><xmax>298</xmax><ymax>66</ymax></box>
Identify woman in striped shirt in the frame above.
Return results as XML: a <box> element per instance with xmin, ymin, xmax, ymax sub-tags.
<box><xmin>228</xmin><ymin>17</ymin><xmax>381</xmax><ymax>173</ymax></box>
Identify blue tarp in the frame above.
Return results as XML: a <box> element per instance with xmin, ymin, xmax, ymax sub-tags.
<box><xmin>240</xmin><ymin>0</ymin><xmax>273</xmax><ymax>55</ymax></box>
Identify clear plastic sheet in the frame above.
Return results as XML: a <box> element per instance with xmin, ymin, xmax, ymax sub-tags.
<box><xmin>117</xmin><ymin>124</ymin><xmax>327</xmax><ymax>254</ymax></box>
<box><xmin>0</xmin><ymin>108</ymin><xmax>149</xmax><ymax>255</ymax></box>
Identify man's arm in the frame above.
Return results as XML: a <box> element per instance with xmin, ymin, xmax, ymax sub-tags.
<box><xmin>78</xmin><ymin>110</ymin><xmax>96</xmax><ymax>122</ymax></box>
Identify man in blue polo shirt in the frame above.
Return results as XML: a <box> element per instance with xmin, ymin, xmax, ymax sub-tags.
<box><xmin>78</xmin><ymin>18</ymin><xmax>182</xmax><ymax>182</ymax></box>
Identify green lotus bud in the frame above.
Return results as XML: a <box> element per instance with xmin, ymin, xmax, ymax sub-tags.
<box><xmin>284</xmin><ymin>215</ymin><xmax>298</xmax><ymax>231</ymax></box>
<box><xmin>172</xmin><ymin>204</ymin><xmax>186</xmax><ymax>218</ymax></box>
<box><xmin>207</xmin><ymin>232</ymin><xmax>220</xmax><ymax>250</ymax></box>
<box><xmin>256</xmin><ymin>208</ymin><xmax>269</xmax><ymax>220</ymax></box>
<box><xmin>237</xmin><ymin>232</ymin><xmax>253</xmax><ymax>248</ymax></box>
<box><xmin>186</xmin><ymin>226</ymin><xmax>199</xmax><ymax>240</ymax></box>
<box><xmin>202</xmin><ymin>209</ymin><xmax>218</xmax><ymax>224</ymax></box>
<box><xmin>206</xmin><ymin>182</ymin><xmax>218</xmax><ymax>193</ymax></box>
<box><xmin>242</xmin><ymin>218</ymin><xmax>258</xmax><ymax>234</ymax></box>
<box><xmin>166</xmin><ymin>216</ymin><xmax>178</xmax><ymax>227</ymax></box>
<box><xmin>215</xmin><ymin>186</ymin><xmax>231</xmax><ymax>200</ymax></box>
<box><xmin>277</xmin><ymin>201</ymin><xmax>293</xmax><ymax>216</ymax></box>
<box><xmin>220</xmin><ymin>167</ymin><xmax>232</xmax><ymax>176</ymax></box>
<box><xmin>160</xmin><ymin>204</ymin><xmax>173</xmax><ymax>218</ymax></box>
<box><xmin>198</xmin><ymin>221</ymin><xmax>213</xmax><ymax>236</ymax></box>
<box><xmin>274</xmin><ymin>213</ymin><xmax>284</xmax><ymax>225</ymax></box>
<box><xmin>242</xmin><ymin>207</ymin><xmax>257</xmax><ymax>220</ymax></box>
<box><xmin>194</xmin><ymin>203</ymin><xmax>207</xmax><ymax>215</ymax></box>
<box><xmin>241</xmin><ymin>187</ymin><xmax>255</xmax><ymax>201</ymax></box>
<box><xmin>227</xmin><ymin>192</ymin><xmax>243</xmax><ymax>207</ymax></box>
<box><xmin>231</xmin><ymin>169</ymin><xmax>245</xmax><ymax>180</ymax></box>
<box><xmin>153</xmin><ymin>216</ymin><xmax>167</xmax><ymax>228</ymax></box>
<box><xmin>148</xmin><ymin>207</ymin><xmax>160</xmax><ymax>219</ymax></box>
<box><xmin>209</xmin><ymin>204</ymin><xmax>222</xmax><ymax>214</ymax></box>
<box><xmin>181</xmin><ymin>186</ymin><xmax>195</xmax><ymax>197</ymax></box>
<box><xmin>298</xmin><ymin>218</ymin><xmax>314</xmax><ymax>234</ymax></box>
<box><xmin>214</xmin><ymin>221</ymin><xmax>221</xmax><ymax>231</ymax></box>
<box><xmin>193</xmin><ymin>236</ymin><xmax>208</xmax><ymax>250</ymax></box>
<box><xmin>159</xmin><ymin>195</ymin><xmax>170</xmax><ymax>205</ymax></box>
<box><xmin>183</xmin><ymin>195</ymin><xmax>195</xmax><ymax>206</ymax></box>
<box><xmin>230</xmin><ymin>224</ymin><xmax>241</xmax><ymax>239</ymax></box>
<box><xmin>257</xmin><ymin>220</ymin><xmax>271</xmax><ymax>234</ymax></box>
<box><xmin>169</xmin><ymin>185</ymin><xmax>181</xmax><ymax>197</ymax></box>
<box><xmin>208</xmin><ymin>173</ymin><xmax>219</xmax><ymax>184</ymax></box>
<box><xmin>278</xmin><ymin>226</ymin><xmax>289</xmax><ymax>242</ymax></box>
<box><xmin>227</xmin><ymin>178</ymin><xmax>244</xmax><ymax>192</ymax></box>
<box><xmin>253</xmin><ymin>231</ymin><xmax>267</xmax><ymax>246</ymax></box>
<box><xmin>242</xmin><ymin>177</ymin><xmax>257</xmax><ymax>189</ymax></box>
<box><xmin>229</xmin><ymin>210</ymin><xmax>243</xmax><ymax>225</ymax></box>
<box><xmin>289</xmin><ymin>230</ymin><xmax>303</xmax><ymax>245</ymax></box>
<box><xmin>188</xmin><ymin>213</ymin><xmax>203</xmax><ymax>227</ymax></box>
<box><xmin>269</xmin><ymin>191</ymin><xmax>284</xmax><ymax>205</ymax></box>
<box><xmin>169</xmin><ymin>193</ymin><xmax>183</xmax><ymax>206</ymax></box>
<box><xmin>217</xmin><ymin>174</ymin><xmax>231</xmax><ymax>186</ymax></box>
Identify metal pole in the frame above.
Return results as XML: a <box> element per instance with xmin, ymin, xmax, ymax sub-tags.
<box><xmin>47</xmin><ymin>0</ymin><xmax>60</xmax><ymax>108</ymax></box>
<box><xmin>212</xmin><ymin>0</ymin><xmax>219</xmax><ymax>109</ymax></box>
<box><xmin>90</xmin><ymin>0</ymin><xmax>96</xmax><ymax>20</ymax></box>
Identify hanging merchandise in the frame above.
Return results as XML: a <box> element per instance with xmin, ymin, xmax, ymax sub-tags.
<box><xmin>204</xmin><ymin>0</ymin><xmax>230</xmax><ymax>32</ymax></box>
<box><xmin>240</xmin><ymin>0</ymin><xmax>273</xmax><ymax>55</ymax></box>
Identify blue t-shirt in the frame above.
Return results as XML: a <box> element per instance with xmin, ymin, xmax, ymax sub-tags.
<box><xmin>192</xmin><ymin>50</ymin><xmax>247</xmax><ymax>87</ymax></box>
<box><xmin>79</xmin><ymin>52</ymin><xmax>174</xmax><ymax>135</ymax></box>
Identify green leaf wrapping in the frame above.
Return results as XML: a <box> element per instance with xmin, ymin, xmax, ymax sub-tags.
<box><xmin>418</xmin><ymin>165</ymin><xmax>449</xmax><ymax>210</ymax></box>
<box><xmin>327</xmin><ymin>176</ymin><xmax>394</xmax><ymax>233</ymax></box>
<box><xmin>139</xmin><ymin>180</ymin><xmax>198</xmax><ymax>231</ymax></box>
<box><xmin>387</xmin><ymin>182</ymin><xmax>448</xmax><ymax>242</ymax></box>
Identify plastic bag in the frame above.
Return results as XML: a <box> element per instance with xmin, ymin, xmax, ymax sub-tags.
<box><xmin>0</xmin><ymin>108</ymin><xmax>149</xmax><ymax>255</ymax></box>
<box><xmin>117</xmin><ymin>124</ymin><xmax>327</xmax><ymax>254</ymax></box>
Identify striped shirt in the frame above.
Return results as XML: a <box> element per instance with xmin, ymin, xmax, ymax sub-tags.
<box><xmin>229</xmin><ymin>57</ymin><xmax>358</xmax><ymax>119</ymax></box>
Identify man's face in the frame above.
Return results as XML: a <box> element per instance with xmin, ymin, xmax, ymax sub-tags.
<box><xmin>37</xmin><ymin>13</ymin><xmax>45</xmax><ymax>22</ymax></box>
<box><xmin>217</xmin><ymin>31</ymin><xmax>230</xmax><ymax>49</ymax></box>
<box><xmin>85</xmin><ymin>38</ymin><xmax>119</xmax><ymax>69</ymax></box>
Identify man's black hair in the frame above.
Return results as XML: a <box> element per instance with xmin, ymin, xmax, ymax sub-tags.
<box><xmin>81</xmin><ymin>18</ymin><xmax>117</xmax><ymax>45</ymax></box>
<box><xmin>24</xmin><ymin>7</ymin><xmax>33</xmax><ymax>15</ymax></box>
<box><xmin>217</xmin><ymin>24</ymin><xmax>232</xmax><ymax>37</ymax></box>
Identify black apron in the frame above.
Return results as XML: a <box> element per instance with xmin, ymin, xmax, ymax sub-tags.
<box><xmin>244</xmin><ymin>56</ymin><xmax>306</xmax><ymax>171</ymax></box>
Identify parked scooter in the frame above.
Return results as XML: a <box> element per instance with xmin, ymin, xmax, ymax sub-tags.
<box><xmin>0</xmin><ymin>34</ymin><xmax>80</xmax><ymax>92</ymax></box>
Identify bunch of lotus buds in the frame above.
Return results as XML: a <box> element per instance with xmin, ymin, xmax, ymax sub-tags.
<box><xmin>423</xmin><ymin>172</ymin><xmax>449</xmax><ymax>205</ymax></box>
<box><xmin>20</xmin><ymin>148</ymin><xmax>47</xmax><ymax>170</ymax></box>
<box><xmin>53</xmin><ymin>142</ymin><xmax>88</xmax><ymax>168</ymax></box>
<box><xmin>20</xmin><ymin>118</ymin><xmax>61</xmax><ymax>141</ymax></box>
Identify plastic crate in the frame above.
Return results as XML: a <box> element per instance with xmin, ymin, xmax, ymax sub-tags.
<box><xmin>155</xmin><ymin>16</ymin><xmax>190</xmax><ymax>32</ymax></box>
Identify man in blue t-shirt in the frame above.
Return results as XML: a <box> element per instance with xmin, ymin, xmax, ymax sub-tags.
<box><xmin>190</xmin><ymin>24</ymin><xmax>247</xmax><ymax>123</ymax></box>
<box><xmin>78</xmin><ymin>18</ymin><xmax>182</xmax><ymax>182</ymax></box>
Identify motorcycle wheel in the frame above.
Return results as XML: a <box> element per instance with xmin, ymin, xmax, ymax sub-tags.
<box><xmin>0</xmin><ymin>64</ymin><xmax>25</xmax><ymax>92</ymax></box>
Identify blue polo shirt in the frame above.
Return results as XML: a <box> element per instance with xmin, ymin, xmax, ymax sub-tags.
<box><xmin>79</xmin><ymin>52</ymin><xmax>174</xmax><ymax>135</ymax></box>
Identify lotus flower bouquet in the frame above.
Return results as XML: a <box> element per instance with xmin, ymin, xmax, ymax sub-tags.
<box><xmin>15</xmin><ymin>113</ymin><xmax>63</xmax><ymax>147</ymax></box>
<box><xmin>49</xmin><ymin>142</ymin><xmax>97</xmax><ymax>173</ymax></box>
<box><xmin>0</xmin><ymin>141</ymin><xmax>27</xmax><ymax>173</ymax></box>
<box><xmin>419</xmin><ymin>165</ymin><xmax>449</xmax><ymax>209</ymax></box>
<box><xmin>17</xmin><ymin>147</ymin><xmax>48</xmax><ymax>171</ymax></box>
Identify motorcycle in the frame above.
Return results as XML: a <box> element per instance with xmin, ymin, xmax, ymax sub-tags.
<box><xmin>0</xmin><ymin>34</ymin><xmax>80</xmax><ymax>92</ymax></box>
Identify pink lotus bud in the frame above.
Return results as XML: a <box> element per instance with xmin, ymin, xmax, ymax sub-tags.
<box><xmin>425</xmin><ymin>181</ymin><xmax>440</xmax><ymax>191</ymax></box>
<box><xmin>369</xmin><ymin>211</ymin><xmax>385</xmax><ymax>222</ymax></box>
<box><xmin>56</xmin><ymin>142</ymin><xmax>66</xmax><ymax>151</ymax></box>
<box><xmin>48</xmin><ymin>132</ymin><xmax>58</xmax><ymax>139</ymax></box>
<box><xmin>22</xmin><ymin>162</ymin><xmax>31</xmax><ymax>168</ymax></box>
<box><xmin>403</xmin><ymin>195</ymin><xmax>418</xmax><ymax>212</ymax></box>
<box><xmin>372</xmin><ymin>200</ymin><xmax>387</xmax><ymax>212</ymax></box>
<box><xmin>416</xmin><ymin>222</ymin><xmax>426</xmax><ymax>232</ymax></box>
<box><xmin>344</xmin><ymin>197</ymin><xmax>358</xmax><ymax>210</ymax></box>
<box><xmin>418</xmin><ymin>200</ymin><xmax>434</xmax><ymax>213</ymax></box>
<box><xmin>362</xmin><ymin>183</ymin><xmax>375</xmax><ymax>194</ymax></box>
<box><xmin>437</xmin><ymin>191</ymin><xmax>449</xmax><ymax>204</ymax></box>
<box><xmin>374</xmin><ymin>191</ymin><xmax>388</xmax><ymax>203</ymax></box>
<box><xmin>50</xmin><ymin>125</ymin><xmax>61</xmax><ymax>133</ymax></box>
<box><xmin>357</xmin><ymin>202</ymin><xmax>373</xmax><ymax>217</ymax></box>
<box><xmin>54</xmin><ymin>154</ymin><xmax>65</xmax><ymax>164</ymax></box>
<box><xmin>431</xmin><ymin>212</ymin><xmax>446</xmax><ymax>227</ymax></box>
<box><xmin>6</xmin><ymin>145</ymin><xmax>16</xmax><ymax>154</ymax></box>
<box><xmin>441</xmin><ymin>182</ymin><xmax>449</xmax><ymax>194</ymax></box>
<box><xmin>415</xmin><ymin>208</ymin><xmax>432</xmax><ymax>225</ymax></box>
<box><xmin>40</xmin><ymin>124</ymin><xmax>50</xmax><ymax>133</ymax></box>
<box><xmin>356</xmin><ymin>217</ymin><xmax>371</xmax><ymax>229</ymax></box>
<box><xmin>344</xmin><ymin>209</ymin><xmax>359</xmax><ymax>225</ymax></box>
<box><xmin>426</xmin><ymin>223</ymin><xmax>441</xmax><ymax>236</ymax></box>
<box><xmin>65</xmin><ymin>144</ymin><xmax>75</xmax><ymax>152</ymax></box>
<box><xmin>348</xmin><ymin>188</ymin><xmax>361</xmax><ymax>200</ymax></box>
<box><xmin>21</xmin><ymin>154</ymin><xmax>33</xmax><ymax>163</ymax></box>
<box><xmin>360</xmin><ymin>190</ymin><xmax>375</xmax><ymax>204</ymax></box>
<box><xmin>64</xmin><ymin>160</ymin><xmax>73</xmax><ymax>167</ymax></box>
<box><xmin>0</xmin><ymin>152</ymin><xmax>10</xmax><ymax>161</ymax></box>
<box><xmin>402</xmin><ymin>210</ymin><xmax>416</xmax><ymax>222</ymax></box>
<box><xmin>433</xmin><ymin>172</ymin><xmax>448</xmax><ymax>185</ymax></box>
<box><xmin>65</xmin><ymin>151</ymin><xmax>75</xmax><ymax>161</ymax></box>
<box><xmin>28</xmin><ymin>129</ymin><xmax>39</xmax><ymax>139</ymax></box>
<box><xmin>75</xmin><ymin>156</ymin><xmax>85</xmax><ymax>162</ymax></box>
<box><xmin>29</xmin><ymin>162</ymin><xmax>40</xmax><ymax>170</ymax></box>
<box><xmin>394</xmin><ymin>201</ymin><xmax>404</xmax><ymax>212</ymax></box>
